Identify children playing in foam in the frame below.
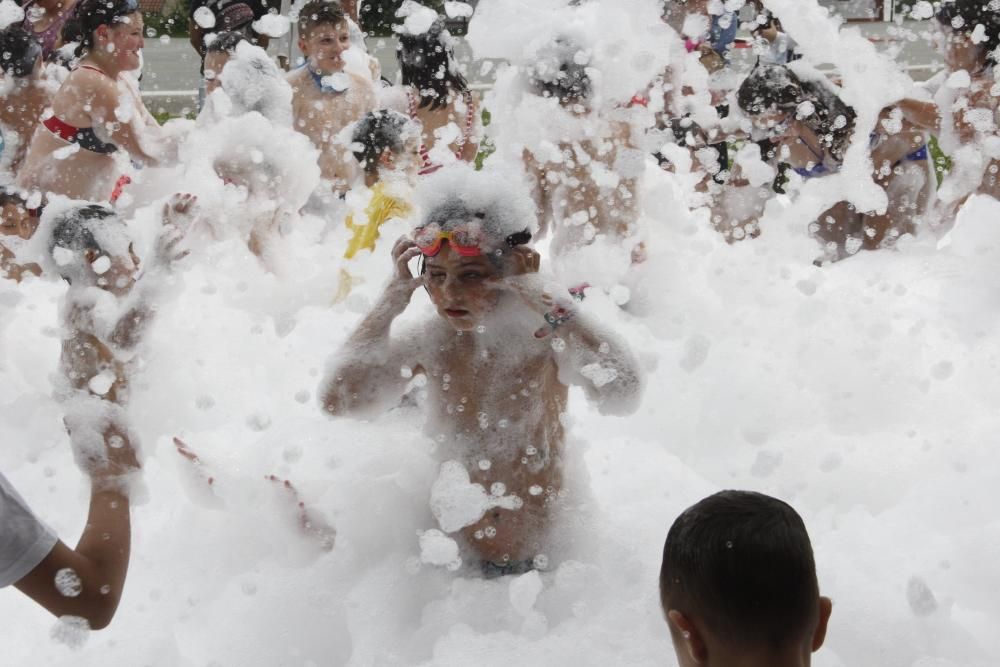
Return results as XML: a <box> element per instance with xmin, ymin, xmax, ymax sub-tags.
<box><xmin>1</xmin><ymin>0</ymin><xmax>1000</xmax><ymax>664</ymax></box>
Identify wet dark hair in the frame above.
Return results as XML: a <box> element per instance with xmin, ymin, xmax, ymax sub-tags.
<box><xmin>0</xmin><ymin>26</ymin><xmax>42</xmax><ymax>77</ymax></box>
<box><xmin>205</xmin><ymin>30</ymin><xmax>247</xmax><ymax>55</ymax></box>
<box><xmin>936</xmin><ymin>0</ymin><xmax>1000</xmax><ymax>67</ymax></box>
<box><xmin>297</xmin><ymin>0</ymin><xmax>347</xmax><ymax>38</ymax></box>
<box><xmin>49</xmin><ymin>205</ymin><xmax>117</xmax><ymax>280</ymax></box>
<box><xmin>737</xmin><ymin>64</ymin><xmax>856</xmax><ymax>163</ymax></box>
<box><xmin>660</xmin><ymin>490</ymin><xmax>820</xmax><ymax>650</ymax></box>
<box><xmin>397</xmin><ymin>17</ymin><xmax>468</xmax><ymax>112</ymax></box>
<box><xmin>528</xmin><ymin>37</ymin><xmax>592</xmax><ymax>104</ymax></box>
<box><xmin>351</xmin><ymin>110</ymin><xmax>412</xmax><ymax>176</ymax></box>
<box><xmin>68</xmin><ymin>0</ymin><xmax>141</xmax><ymax>58</ymax></box>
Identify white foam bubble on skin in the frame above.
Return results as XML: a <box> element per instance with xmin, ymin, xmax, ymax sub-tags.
<box><xmin>2</xmin><ymin>2</ymin><xmax>1000</xmax><ymax>665</ymax></box>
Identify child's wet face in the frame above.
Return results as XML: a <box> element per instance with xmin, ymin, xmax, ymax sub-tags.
<box><xmin>424</xmin><ymin>244</ymin><xmax>504</xmax><ymax>331</ymax></box>
<box><xmin>299</xmin><ymin>21</ymin><xmax>351</xmax><ymax>74</ymax></box>
<box><xmin>107</xmin><ymin>13</ymin><xmax>145</xmax><ymax>72</ymax></box>
<box><xmin>0</xmin><ymin>202</ymin><xmax>38</xmax><ymax>240</ymax></box>
<box><xmin>84</xmin><ymin>245</ymin><xmax>139</xmax><ymax>295</ymax></box>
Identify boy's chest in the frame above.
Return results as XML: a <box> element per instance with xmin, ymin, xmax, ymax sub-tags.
<box><xmin>293</xmin><ymin>91</ymin><xmax>364</xmax><ymax>137</ymax></box>
<box><xmin>423</xmin><ymin>348</ymin><xmax>562</xmax><ymax>424</ymax></box>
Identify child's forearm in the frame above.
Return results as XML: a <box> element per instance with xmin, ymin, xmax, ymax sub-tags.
<box><xmin>321</xmin><ymin>287</ymin><xmax>411</xmax><ymax>416</ymax></box>
<box><xmin>559</xmin><ymin>313</ymin><xmax>643</xmax><ymax>415</ymax></box>
<box><xmin>13</xmin><ymin>488</ymin><xmax>132</xmax><ymax>630</ymax></box>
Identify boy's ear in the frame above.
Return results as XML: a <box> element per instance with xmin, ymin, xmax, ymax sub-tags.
<box><xmin>812</xmin><ymin>596</ymin><xmax>833</xmax><ymax>652</ymax></box>
<box><xmin>667</xmin><ymin>610</ymin><xmax>707</xmax><ymax>664</ymax></box>
<box><xmin>297</xmin><ymin>35</ymin><xmax>308</xmax><ymax>55</ymax></box>
<box><xmin>509</xmin><ymin>246</ymin><xmax>540</xmax><ymax>275</ymax></box>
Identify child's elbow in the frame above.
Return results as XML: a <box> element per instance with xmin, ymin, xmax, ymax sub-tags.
<box><xmin>591</xmin><ymin>367</ymin><xmax>644</xmax><ymax>417</ymax></box>
<box><xmin>78</xmin><ymin>595</ymin><xmax>121</xmax><ymax>631</ymax></box>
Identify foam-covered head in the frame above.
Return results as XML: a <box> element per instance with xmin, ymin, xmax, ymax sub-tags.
<box><xmin>738</xmin><ymin>64</ymin><xmax>856</xmax><ymax>160</ymax></box>
<box><xmin>527</xmin><ymin>36</ymin><xmax>592</xmax><ymax>104</ymax></box>
<box><xmin>46</xmin><ymin>204</ymin><xmax>134</xmax><ymax>286</ymax></box>
<box><xmin>0</xmin><ymin>26</ymin><xmax>41</xmax><ymax>78</ymax></box>
<box><xmin>660</xmin><ymin>490</ymin><xmax>820</xmax><ymax>652</ymax></box>
<box><xmin>414</xmin><ymin>165</ymin><xmax>537</xmax><ymax>255</ymax></box>
<box><xmin>217</xmin><ymin>40</ymin><xmax>293</xmax><ymax>125</ymax></box>
<box><xmin>935</xmin><ymin>0</ymin><xmax>1000</xmax><ymax>67</ymax></box>
<box><xmin>350</xmin><ymin>109</ymin><xmax>419</xmax><ymax>176</ymax></box>
<box><xmin>396</xmin><ymin>11</ymin><xmax>468</xmax><ymax>111</ymax></box>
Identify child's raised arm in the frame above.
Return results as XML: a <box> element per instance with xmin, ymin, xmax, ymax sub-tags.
<box><xmin>320</xmin><ymin>237</ymin><xmax>425</xmax><ymax>417</ymax></box>
<box><xmin>107</xmin><ymin>195</ymin><xmax>195</xmax><ymax>351</ymax></box>
<box><xmin>501</xmin><ymin>267</ymin><xmax>643</xmax><ymax>416</ymax></box>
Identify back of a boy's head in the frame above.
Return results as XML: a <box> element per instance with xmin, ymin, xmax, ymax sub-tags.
<box><xmin>660</xmin><ymin>490</ymin><xmax>819</xmax><ymax>651</ymax></box>
<box><xmin>48</xmin><ymin>204</ymin><xmax>120</xmax><ymax>281</ymax></box>
<box><xmin>351</xmin><ymin>109</ymin><xmax>415</xmax><ymax>174</ymax></box>
<box><xmin>297</xmin><ymin>0</ymin><xmax>346</xmax><ymax>36</ymax></box>
<box><xmin>206</xmin><ymin>30</ymin><xmax>247</xmax><ymax>55</ymax></box>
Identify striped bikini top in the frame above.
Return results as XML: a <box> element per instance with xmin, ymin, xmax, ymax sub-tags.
<box><xmin>406</xmin><ymin>89</ymin><xmax>476</xmax><ymax>176</ymax></box>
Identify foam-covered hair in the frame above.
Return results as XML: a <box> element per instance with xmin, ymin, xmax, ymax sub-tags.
<box><xmin>396</xmin><ymin>11</ymin><xmax>468</xmax><ymax>111</ymax></box>
<box><xmin>218</xmin><ymin>41</ymin><xmax>293</xmax><ymax>125</ymax></box>
<box><xmin>527</xmin><ymin>36</ymin><xmax>592</xmax><ymax>103</ymax></box>
<box><xmin>737</xmin><ymin>64</ymin><xmax>857</xmax><ymax>162</ymax></box>
<box><xmin>0</xmin><ymin>26</ymin><xmax>42</xmax><ymax>77</ymax></box>
<box><xmin>936</xmin><ymin>0</ymin><xmax>1000</xmax><ymax>67</ymax></box>
<box><xmin>350</xmin><ymin>109</ymin><xmax>417</xmax><ymax>175</ymax></box>
<box><xmin>46</xmin><ymin>204</ymin><xmax>130</xmax><ymax>282</ymax></box>
<box><xmin>414</xmin><ymin>165</ymin><xmax>537</xmax><ymax>250</ymax></box>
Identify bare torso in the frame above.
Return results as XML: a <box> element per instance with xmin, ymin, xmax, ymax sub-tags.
<box><xmin>415</xmin><ymin>317</ymin><xmax>568</xmax><ymax>563</ymax></box>
<box><xmin>288</xmin><ymin>67</ymin><xmax>375</xmax><ymax>192</ymax></box>
<box><xmin>17</xmin><ymin>69</ymin><xmax>155</xmax><ymax>201</ymax></box>
<box><xmin>527</xmin><ymin>120</ymin><xmax>638</xmax><ymax>255</ymax></box>
<box><xmin>61</xmin><ymin>302</ymin><xmax>130</xmax><ymax>405</ymax></box>
<box><xmin>0</xmin><ymin>79</ymin><xmax>52</xmax><ymax>175</ymax></box>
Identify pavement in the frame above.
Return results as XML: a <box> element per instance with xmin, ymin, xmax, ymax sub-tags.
<box><xmin>139</xmin><ymin>18</ymin><xmax>947</xmax><ymax>116</ymax></box>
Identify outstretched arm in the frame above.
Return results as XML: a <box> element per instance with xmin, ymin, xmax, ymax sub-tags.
<box><xmin>13</xmin><ymin>426</ymin><xmax>139</xmax><ymax>630</ymax></box>
<box><xmin>108</xmin><ymin>195</ymin><xmax>194</xmax><ymax>351</ymax></box>
<box><xmin>320</xmin><ymin>237</ymin><xmax>424</xmax><ymax>417</ymax></box>
<box><xmin>500</xmin><ymin>260</ymin><xmax>644</xmax><ymax>416</ymax></box>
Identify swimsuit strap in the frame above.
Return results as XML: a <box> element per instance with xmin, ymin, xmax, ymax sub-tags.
<box><xmin>43</xmin><ymin>115</ymin><xmax>118</xmax><ymax>154</ymax></box>
<box><xmin>78</xmin><ymin>64</ymin><xmax>114</xmax><ymax>79</ymax></box>
<box><xmin>451</xmin><ymin>90</ymin><xmax>476</xmax><ymax>159</ymax></box>
<box><xmin>407</xmin><ymin>89</ymin><xmax>439</xmax><ymax>175</ymax></box>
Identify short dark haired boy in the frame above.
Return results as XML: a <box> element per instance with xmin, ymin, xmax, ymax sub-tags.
<box><xmin>660</xmin><ymin>490</ymin><xmax>833</xmax><ymax>666</ymax></box>
<box><xmin>288</xmin><ymin>0</ymin><xmax>375</xmax><ymax>194</ymax></box>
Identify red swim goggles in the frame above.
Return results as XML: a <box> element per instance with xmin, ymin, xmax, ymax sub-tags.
<box><xmin>413</xmin><ymin>223</ymin><xmax>533</xmax><ymax>257</ymax></box>
<box><xmin>413</xmin><ymin>223</ymin><xmax>487</xmax><ymax>257</ymax></box>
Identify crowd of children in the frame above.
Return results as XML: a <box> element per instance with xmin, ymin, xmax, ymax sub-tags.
<box><xmin>1</xmin><ymin>0</ymin><xmax>997</xmax><ymax>661</ymax></box>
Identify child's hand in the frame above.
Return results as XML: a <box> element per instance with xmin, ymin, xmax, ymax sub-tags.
<box><xmin>89</xmin><ymin>427</ymin><xmax>141</xmax><ymax>490</ymax></box>
<box><xmin>153</xmin><ymin>222</ymin><xmax>187</xmax><ymax>269</ymax></box>
<box><xmin>497</xmin><ymin>273</ymin><xmax>559</xmax><ymax>317</ymax></box>
<box><xmin>381</xmin><ymin>236</ymin><xmax>424</xmax><ymax>311</ymax></box>
<box><xmin>162</xmin><ymin>193</ymin><xmax>198</xmax><ymax>230</ymax></box>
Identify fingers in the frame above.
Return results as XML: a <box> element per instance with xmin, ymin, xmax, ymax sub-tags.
<box><xmin>391</xmin><ymin>235</ymin><xmax>417</xmax><ymax>262</ymax></box>
<box><xmin>395</xmin><ymin>245</ymin><xmax>421</xmax><ymax>279</ymax></box>
<box><xmin>170</xmin><ymin>193</ymin><xmax>197</xmax><ymax>214</ymax></box>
